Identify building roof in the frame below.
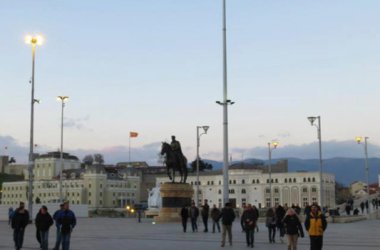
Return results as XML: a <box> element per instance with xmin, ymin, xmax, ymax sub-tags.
<box><xmin>36</xmin><ymin>151</ymin><xmax>79</xmax><ymax>161</ymax></box>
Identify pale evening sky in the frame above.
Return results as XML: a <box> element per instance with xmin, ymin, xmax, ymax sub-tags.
<box><xmin>0</xmin><ymin>0</ymin><xmax>379</xmax><ymax>164</ymax></box>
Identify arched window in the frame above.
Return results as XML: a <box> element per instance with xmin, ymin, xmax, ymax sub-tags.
<box><xmin>284</xmin><ymin>178</ymin><xmax>287</xmax><ymax>183</ymax></box>
<box><xmin>293</xmin><ymin>178</ymin><xmax>296</xmax><ymax>183</ymax></box>
<box><xmin>252</xmin><ymin>179</ymin><xmax>255</xmax><ymax>184</ymax></box>
<box><xmin>308</xmin><ymin>177</ymin><xmax>311</xmax><ymax>182</ymax></box>
<box><xmin>303</xmin><ymin>178</ymin><xmax>306</xmax><ymax>182</ymax></box>
<box><xmin>289</xmin><ymin>178</ymin><xmax>292</xmax><ymax>183</ymax></box>
<box><xmin>233</xmin><ymin>180</ymin><xmax>236</xmax><ymax>184</ymax></box>
<box><xmin>275</xmin><ymin>179</ymin><xmax>278</xmax><ymax>183</ymax></box>
<box><xmin>312</xmin><ymin>177</ymin><xmax>316</xmax><ymax>182</ymax></box>
<box><xmin>257</xmin><ymin>179</ymin><xmax>260</xmax><ymax>184</ymax></box>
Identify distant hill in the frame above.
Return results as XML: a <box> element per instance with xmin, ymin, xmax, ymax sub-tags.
<box><xmin>204</xmin><ymin>157</ymin><xmax>380</xmax><ymax>186</ymax></box>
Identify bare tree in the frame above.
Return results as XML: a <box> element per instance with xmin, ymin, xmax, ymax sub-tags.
<box><xmin>94</xmin><ymin>154</ymin><xmax>104</xmax><ymax>165</ymax></box>
<box><xmin>83</xmin><ymin>155</ymin><xmax>94</xmax><ymax>166</ymax></box>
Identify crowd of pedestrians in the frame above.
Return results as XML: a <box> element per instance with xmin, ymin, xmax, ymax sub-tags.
<box><xmin>8</xmin><ymin>201</ymin><xmax>77</xmax><ymax>250</ymax></box>
<box><xmin>180</xmin><ymin>201</ymin><xmax>327</xmax><ymax>249</ymax></box>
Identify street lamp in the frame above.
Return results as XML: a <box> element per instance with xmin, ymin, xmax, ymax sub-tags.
<box><xmin>196</xmin><ymin>125</ymin><xmax>210</xmax><ymax>206</ymax></box>
<box><xmin>307</xmin><ymin>116</ymin><xmax>323</xmax><ymax>209</ymax></box>
<box><xmin>268</xmin><ymin>141</ymin><xmax>278</xmax><ymax>207</ymax></box>
<box><xmin>58</xmin><ymin>96</ymin><xmax>69</xmax><ymax>202</ymax></box>
<box><xmin>25</xmin><ymin>34</ymin><xmax>44</xmax><ymax>218</ymax></box>
<box><xmin>215</xmin><ymin>0</ymin><xmax>234</xmax><ymax>206</ymax></box>
<box><xmin>355</xmin><ymin>136</ymin><xmax>370</xmax><ymax>199</ymax></box>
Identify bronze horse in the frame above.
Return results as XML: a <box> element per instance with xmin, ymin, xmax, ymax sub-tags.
<box><xmin>160</xmin><ymin>142</ymin><xmax>188</xmax><ymax>183</ymax></box>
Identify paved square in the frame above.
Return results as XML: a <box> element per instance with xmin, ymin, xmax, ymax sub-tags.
<box><xmin>1</xmin><ymin>218</ymin><xmax>379</xmax><ymax>250</ymax></box>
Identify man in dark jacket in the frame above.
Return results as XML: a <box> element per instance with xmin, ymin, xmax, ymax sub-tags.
<box><xmin>201</xmin><ymin>199</ymin><xmax>210</xmax><ymax>232</ymax></box>
<box><xmin>35</xmin><ymin>205</ymin><xmax>54</xmax><ymax>250</ymax></box>
<box><xmin>180</xmin><ymin>206</ymin><xmax>189</xmax><ymax>232</ymax></box>
<box><xmin>219</xmin><ymin>202</ymin><xmax>235</xmax><ymax>247</ymax></box>
<box><xmin>57</xmin><ymin>201</ymin><xmax>76</xmax><ymax>250</ymax></box>
<box><xmin>241</xmin><ymin>204</ymin><xmax>258</xmax><ymax>248</ymax></box>
<box><xmin>53</xmin><ymin>204</ymin><xmax>64</xmax><ymax>250</ymax></box>
<box><xmin>189</xmin><ymin>201</ymin><xmax>199</xmax><ymax>232</ymax></box>
<box><xmin>11</xmin><ymin>202</ymin><xmax>30</xmax><ymax>250</ymax></box>
<box><xmin>275</xmin><ymin>204</ymin><xmax>286</xmax><ymax>242</ymax></box>
<box><xmin>210</xmin><ymin>204</ymin><xmax>221</xmax><ymax>233</ymax></box>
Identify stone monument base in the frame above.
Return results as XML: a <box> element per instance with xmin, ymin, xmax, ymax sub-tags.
<box><xmin>154</xmin><ymin>182</ymin><xmax>194</xmax><ymax>223</ymax></box>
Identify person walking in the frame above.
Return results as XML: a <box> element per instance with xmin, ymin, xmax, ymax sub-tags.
<box><xmin>265</xmin><ymin>207</ymin><xmax>276</xmax><ymax>243</ymax></box>
<box><xmin>180</xmin><ymin>206</ymin><xmax>189</xmax><ymax>232</ymax></box>
<box><xmin>8</xmin><ymin>207</ymin><xmax>14</xmax><ymax>226</ymax></box>
<box><xmin>11</xmin><ymin>202</ymin><xmax>30</xmax><ymax>250</ymax></box>
<box><xmin>305</xmin><ymin>204</ymin><xmax>327</xmax><ymax>250</ymax></box>
<box><xmin>241</xmin><ymin>204</ymin><xmax>258</xmax><ymax>248</ymax></box>
<box><xmin>201</xmin><ymin>199</ymin><xmax>210</xmax><ymax>232</ymax></box>
<box><xmin>219</xmin><ymin>202</ymin><xmax>235</xmax><ymax>247</ymax></box>
<box><xmin>35</xmin><ymin>208</ymin><xmax>42</xmax><ymax>248</ymax></box>
<box><xmin>275</xmin><ymin>204</ymin><xmax>286</xmax><ymax>243</ymax></box>
<box><xmin>240</xmin><ymin>204</ymin><xmax>247</xmax><ymax>232</ymax></box>
<box><xmin>189</xmin><ymin>201</ymin><xmax>199</xmax><ymax>232</ymax></box>
<box><xmin>57</xmin><ymin>201</ymin><xmax>77</xmax><ymax>250</ymax></box>
<box><xmin>210</xmin><ymin>204</ymin><xmax>221</xmax><ymax>233</ymax></box>
<box><xmin>283</xmin><ymin>208</ymin><xmax>304</xmax><ymax>250</ymax></box>
<box><xmin>35</xmin><ymin>205</ymin><xmax>54</xmax><ymax>250</ymax></box>
<box><xmin>360</xmin><ymin>201</ymin><xmax>365</xmax><ymax>214</ymax></box>
<box><xmin>53</xmin><ymin>203</ymin><xmax>64</xmax><ymax>250</ymax></box>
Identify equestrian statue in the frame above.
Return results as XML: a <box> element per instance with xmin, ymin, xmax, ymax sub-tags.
<box><xmin>160</xmin><ymin>136</ymin><xmax>188</xmax><ymax>183</ymax></box>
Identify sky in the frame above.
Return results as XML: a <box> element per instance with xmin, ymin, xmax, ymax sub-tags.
<box><xmin>1</xmin><ymin>0</ymin><xmax>380</xmax><ymax>165</ymax></box>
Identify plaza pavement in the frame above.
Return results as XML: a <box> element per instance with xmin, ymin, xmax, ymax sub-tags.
<box><xmin>1</xmin><ymin>217</ymin><xmax>379</xmax><ymax>250</ymax></box>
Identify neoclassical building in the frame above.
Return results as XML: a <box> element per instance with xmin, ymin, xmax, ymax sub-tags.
<box><xmin>156</xmin><ymin>161</ymin><xmax>336</xmax><ymax>209</ymax></box>
<box><xmin>1</xmin><ymin>152</ymin><xmax>141</xmax><ymax>209</ymax></box>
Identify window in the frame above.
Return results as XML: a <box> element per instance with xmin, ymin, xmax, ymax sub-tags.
<box><xmin>302</xmin><ymin>187</ymin><xmax>308</xmax><ymax>193</ymax></box>
<box><xmin>308</xmin><ymin>177</ymin><xmax>311</xmax><ymax>182</ymax></box>
<box><xmin>311</xmin><ymin>187</ymin><xmax>317</xmax><ymax>193</ymax></box>
<box><xmin>266</xmin><ymin>179</ymin><xmax>269</xmax><ymax>183</ymax></box>
<box><xmin>229</xmin><ymin>180</ymin><xmax>232</xmax><ymax>184</ymax></box>
<box><xmin>274</xmin><ymin>188</ymin><xmax>279</xmax><ymax>194</ymax></box>
<box><xmin>207</xmin><ymin>181</ymin><xmax>210</xmax><ymax>185</ymax></box>
<box><xmin>218</xmin><ymin>189</ymin><xmax>222</xmax><ymax>194</ymax></box>
<box><xmin>242</xmin><ymin>198</ymin><xmax>246</xmax><ymax>206</ymax></box>
<box><xmin>275</xmin><ymin>179</ymin><xmax>278</xmax><ymax>183</ymax></box>
<box><xmin>289</xmin><ymin>178</ymin><xmax>292</xmax><ymax>183</ymax></box>
<box><xmin>252</xmin><ymin>179</ymin><xmax>255</xmax><ymax>184</ymax></box>
<box><xmin>242</xmin><ymin>179</ymin><xmax>245</xmax><ymax>184</ymax></box>
<box><xmin>219</xmin><ymin>180</ymin><xmax>222</xmax><ymax>185</ymax></box>
<box><xmin>284</xmin><ymin>179</ymin><xmax>287</xmax><ymax>183</ymax></box>
<box><xmin>265</xmin><ymin>188</ymin><xmax>270</xmax><ymax>194</ymax></box>
<box><xmin>233</xmin><ymin>180</ymin><xmax>236</xmax><ymax>184</ymax></box>
<box><xmin>256</xmin><ymin>179</ymin><xmax>260</xmax><ymax>184</ymax></box>
<box><xmin>312</xmin><ymin>177</ymin><xmax>316</xmax><ymax>182</ymax></box>
<box><xmin>241</xmin><ymin>189</ymin><xmax>246</xmax><ymax>194</ymax></box>
<box><xmin>293</xmin><ymin>178</ymin><xmax>296</xmax><ymax>183</ymax></box>
<box><xmin>303</xmin><ymin>178</ymin><xmax>306</xmax><ymax>182</ymax></box>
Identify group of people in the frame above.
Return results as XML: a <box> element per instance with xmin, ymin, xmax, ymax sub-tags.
<box><xmin>9</xmin><ymin>201</ymin><xmax>76</xmax><ymax>250</ymax></box>
<box><xmin>267</xmin><ymin>203</ymin><xmax>327</xmax><ymax>250</ymax></box>
<box><xmin>180</xmin><ymin>200</ymin><xmax>236</xmax><ymax>247</ymax></box>
<box><xmin>181</xmin><ymin>201</ymin><xmax>327</xmax><ymax>250</ymax></box>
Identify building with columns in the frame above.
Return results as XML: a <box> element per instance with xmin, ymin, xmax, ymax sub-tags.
<box><xmin>156</xmin><ymin>160</ymin><xmax>336</xmax><ymax>209</ymax></box>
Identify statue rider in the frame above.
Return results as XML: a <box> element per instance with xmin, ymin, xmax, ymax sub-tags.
<box><xmin>170</xmin><ymin>136</ymin><xmax>184</xmax><ymax>166</ymax></box>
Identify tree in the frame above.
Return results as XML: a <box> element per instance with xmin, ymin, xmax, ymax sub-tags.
<box><xmin>335</xmin><ymin>181</ymin><xmax>351</xmax><ymax>205</ymax></box>
<box><xmin>83</xmin><ymin>155</ymin><xmax>94</xmax><ymax>166</ymax></box>
<box><xmin>190</xmin><ymin>157</ymin><xmax>213</xmax><ymax>172</ymax></box>
<box><xmin>94</xmin><ymin>154</ymin><xmax>104</xmax><ymax>165</ymax></box>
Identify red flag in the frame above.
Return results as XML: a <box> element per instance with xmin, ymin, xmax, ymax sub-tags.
<box><xmin>130</xmin><ymin>132</ymin><xmax>138</xmax><ymax>138</ymax></box>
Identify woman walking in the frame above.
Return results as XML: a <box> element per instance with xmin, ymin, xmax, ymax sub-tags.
<box><xmin>265</xmin><ymin>207</ymin><xmax>276</xmax><ymax>243</ymax></box>
<box><xmin>283</xmin><ymin>208</ymin><xmax>304</xmax><ymax>250</ymax></box>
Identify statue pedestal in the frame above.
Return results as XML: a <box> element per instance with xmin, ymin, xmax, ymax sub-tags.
<box><xmin>154</xmin><ymin>182</ymin><xmax>194</xmax><ymax>223</ymax></box>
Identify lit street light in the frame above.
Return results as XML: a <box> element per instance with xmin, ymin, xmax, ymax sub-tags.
<box><xmin>58</xmin><ymin>96</ymin><xmax>69</xmax><ymax>202</ymax></box>
<box><xmin>196</xmin><ymin>125</ymin><xmax>209</xmax><ymax>206</ymax></box>
<box><xmin>268</xmin><ymin>141</ymin><xmax>278</xmax><ymax>207</ymax></box>
<box><xmin>25</xmin><ymin>34</ymin><xmax>44</xmax><ymax>218</ymax></box>
<box><xmin>307</xmin><ymin>116</ymin><xmax>323</xmax><ymax>209</ymax></box>
<box><xmin>355</xmin><ymin>136</ymin><xmax>370</xmax><ymax>199</ymax></box>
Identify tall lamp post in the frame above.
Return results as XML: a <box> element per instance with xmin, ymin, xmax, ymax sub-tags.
<box><xmin>216</xmin><ymin>0</ymin><xmax>234</xmax><ymax>206</ymax></box>
<box><xmin>268</xmin><ymin>141</ymin><xmax>278</xmax><ymax>207</ymax></box>
<box><xmin>307</xmin><ymin>116</ymin><xmax>323</xmax><ymax>209</ymax></box>
<box><xmin>355</xmin><ymin>137</ymin><xmax>370</xmax><ymax>199</ymax></box>
<box><xmin>196</xmin><ymin>125</ymin><xmax>210</xmax><ymax>206</ymax></box>
<box><xmin>58</xmin><ymin>96</ymin><xmax>69</xmax><ymax>202</ymax></box>
<box><xmin>25</xmin><ymin>34</ymin><xmax>43</xmax><ymax>218</ymax></box>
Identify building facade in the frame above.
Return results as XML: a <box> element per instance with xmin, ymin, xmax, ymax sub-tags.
<box><xmin>1</xmin><ymin>153</ymin><xmax>140</xmax><ymax>209</ymax></box>
<box><xmin>156</xmin><ymin>164</ymin><xmax>336</xmax><ymax>209</ymax></box>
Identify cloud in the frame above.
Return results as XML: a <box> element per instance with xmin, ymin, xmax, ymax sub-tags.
<box><xmin>2</xmin><ymin>135</ymin><xmax>379</xmax><ymax>166</ymax></box>
<box><xmin>63</xmin><ymin>115</ymin><xmax>91</xmax><ymax>130</ymax></box>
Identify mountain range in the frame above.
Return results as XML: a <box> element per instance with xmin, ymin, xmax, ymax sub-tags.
<box><xmin>204</xmin><ymin>157</ymin><xmax>380</xmax><ymax>186</ymax></box>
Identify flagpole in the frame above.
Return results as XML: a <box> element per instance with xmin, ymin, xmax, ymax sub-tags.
<box><xmin>129</xmin><ymin>136</ymin><xmax>131</xmax><ymax>162</ymax></box>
